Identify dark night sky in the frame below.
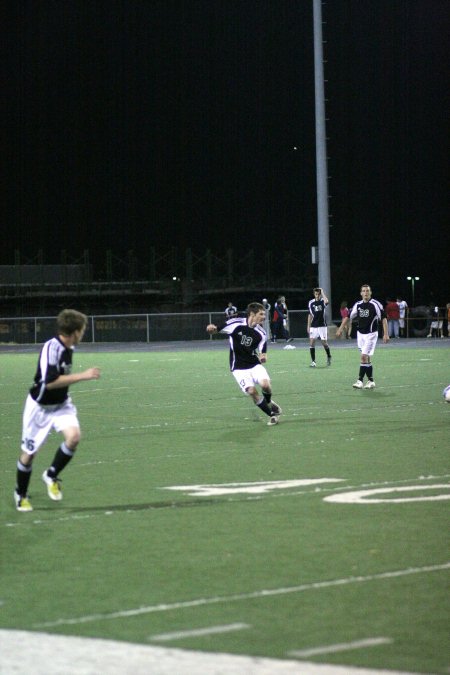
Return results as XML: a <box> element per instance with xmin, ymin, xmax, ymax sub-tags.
<box><xmin>5</xmin><ymin>1</ymin><xmax>450</xmax><ymax>305</ymax></box>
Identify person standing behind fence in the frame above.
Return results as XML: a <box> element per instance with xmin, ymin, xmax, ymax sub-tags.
<box><xmin>397</xmin><ymin>296</ymin><xmax>408</xmax><ymax>338</ymax></box>
<box><xmin>224</xmin><ymin>302</ymin><xmax>238</xmax><ymax>319</ymax></box>
<box><xmin>14</xmin><ymin>309</ymin><xmax>101</xmax><ymax>512</ymax></box>
<box><xmin>339</xmin><ymin>301</ymin><xmax>352</xmax><ymax>339</ymax></box>
<box><xmin>307</xmin><ymin>288</ymin><xmax>332</xmax><ymax>367</ymax></box>
<box><xmin>427</xmin><ymin>305</ymin><xmax>443</xmax><ymax>338</ymax></box>
<box><xmin>385</xmin><ymin>298</ymin><xmax>400</xmax><ymax>338</ymax></box>
<box><xmin>272</xmin><ymin>296</ymin><xmax>293</xmax><ymax>343</ymax></box>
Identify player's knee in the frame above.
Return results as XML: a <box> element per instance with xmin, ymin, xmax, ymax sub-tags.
<box><xmin>260</xmin><ymin>379</ymin><xmax>271</xmax><ymax>391</ymax></box>
<box><xmin>19</xmin><ymin>451</ymin><xmax>33</xmax><ymax>466</ymax></box>
<box><xmin>64</xmin><ymin>428</ymin><xmax>81</xmax><ymax>450</ymax></box>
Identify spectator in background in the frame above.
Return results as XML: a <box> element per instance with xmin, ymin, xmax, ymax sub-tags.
<box><xmin>339</xmin><ymin>301</ymin><xmax>352</xmax><ymax>339</ymax></box>
<box><xmin>224</xmin><ymin>302</ymin><xmax>238</xmax><ymax>319</ymax></box>
<box><xmin>397</xmin><ymin>296</ymin><xmax>408</xmax><ymax>338</ymax></box>
<box><xmin>385</xmin><ymin>298</ymin><xmax>400</xmax><ymax>338</ymax></box>
<box><xmin>271</xmin><ymin>296</ymin><xmax>293</xmax><ymax>343</ymax></box>
<box><xmin>427</xmin><ymin>305</ymin><xmax>443</xmax><ymax>338</ymax></box>
<box><xmin>446</xmin><ymin>303</ymin><xmax>450</xmax><ymax>338</ymax></box>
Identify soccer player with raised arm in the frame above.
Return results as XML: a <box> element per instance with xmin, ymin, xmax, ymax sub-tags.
<box><xmin>14</xmin><ymin>309</ymin><xmax>101</xmax><ymax>512</ymax></box>
<box><xmin>206</xmin><ymin>302</ymin><xmax>282</xmax><ymax>425</ymax></box>
<box><xmin>336</xmin><ymin>284</ymin><xmax>389</xmax><ymax>389</ymax></box>
<box><xmin>307</xmin><ymin>287</ymin><xmax>332</xmax><ymax>367</ymax></box>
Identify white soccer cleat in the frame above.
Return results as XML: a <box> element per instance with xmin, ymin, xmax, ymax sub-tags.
<box><xmin>14</xmin><ymin>490</ymin><xmax>33</xmax><ymax>512</ymax></box>
<box><xmin>267</xmin><ymin>415</ymin><xmax>279</xmax><ymax>426</ymax></box>
<box><xmin>42</xmin><ymin>470</ymin><xmax>63</xmax><ymax>501</ymax></box>
<box><xmin>310</xmin><ymin>362</ymin><xmax>316</xmax><ymax>368</ymax></box>
<box><xmin>364</xmin><ymin>380</ymin><xmax>376</xmax><ymax>389</ymax></box>
<box><xmin>352</xmin><ymin>380</ymin><xmax>364</xmax><ymax>389</ymax></box>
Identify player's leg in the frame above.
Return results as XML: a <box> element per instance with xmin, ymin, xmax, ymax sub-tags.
<box><xmin>362</xmin><ymin>334</ymin><xmax>377</xmax><ymax>388</ymax></box>
<box><xmin>321</xmin><ymin>329</ymin><xmax>332</xmax><ymax>365</ymax></box>
<box><xmin>259</xmin><ymin>373</ymin><xmax>282</xmax><ymax>416</ymax></box>
<box><xmin>15</xmin><ymin>396</ymin><xmax>53</xmax><ymax>511</ymax></box>
<box><xmin>309</xmin><ymin>335</ymin><xmax>316</xmax><ymax>366</ymax></box>
<box><xmin>42</xmin><ymin>401</ymin><xmax>81</xmax><ymax>501</ymax></box>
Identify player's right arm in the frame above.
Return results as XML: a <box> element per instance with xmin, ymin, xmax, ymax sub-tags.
<box><xmin>46</xmin><ymin>368</ymin><xmax>101</xmax><ymax>389</ymax></box>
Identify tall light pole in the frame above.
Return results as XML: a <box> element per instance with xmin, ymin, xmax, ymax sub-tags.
<box><xmin>407</xmin><ymin>276</ymin><xmax>419</xmax><ymax>306</ymax></box>
<box><xmin>313</xmin><ymin>0</ymin><xmax>332</xmax><ymax>316</ymax></box>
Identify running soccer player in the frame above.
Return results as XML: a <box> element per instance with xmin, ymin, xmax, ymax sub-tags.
<box><xmin>336</xmin><ymin>284</ymin><xmax>389</xmax><ymax>389</ymax></box>
<box><xmin>307</xmin><ymin>287</ymin><xmax>332</xmax><ymax>367</ymax></box>
<box><xmin>206</xmin><ymin>302</ymin><xmax>282</xmax><ymax>425</ymax></box>
<box><xmin>14</xmin><ymin>309</ymin><xmax>101</xmax><ymax>512</ymax></box>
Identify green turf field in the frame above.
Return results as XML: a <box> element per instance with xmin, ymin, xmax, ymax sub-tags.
<box><xmin>1</xmin><ymin>342</ymin><xmax>449</xmax><ymax>673</ymax></box>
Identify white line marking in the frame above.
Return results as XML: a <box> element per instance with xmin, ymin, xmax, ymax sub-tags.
<box><xmin>163</xmin><ymin>478</ymin><xmax>345</xmax><ymax>496</ymax></box>
<box><xmin>33</xmin><ymin>562</ymin><xmax>450</xmax><ymax>628</ymax></box>
<box><xmin>324</xmin><ymin>485</ymin><xmax>450</xmax><ymax>504</ymax></box>
<box><xmin>5</xmin><ymin>475</ymin><xmax>450</xmax><ymax>528</ymax></box>
<box><xmin>289</xmin><ymin>637</ymin><xmax>393</xmax><ymax>658</ymax></box>
<box><xmin>150</xmin><ymin>622</ymin><xmax>250</xmax><ymax>641</ymax></box>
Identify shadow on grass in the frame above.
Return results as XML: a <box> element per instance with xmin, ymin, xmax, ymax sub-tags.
<box><xmin>62</xmin><ymin>497</ymin><xmax>235</xmax><ymax>514</ymax></box>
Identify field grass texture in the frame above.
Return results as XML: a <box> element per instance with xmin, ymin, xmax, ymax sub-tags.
<box><xmin>1</xmin><ymin>341</ymin><xmax>449</xmax><ymax>673</ymax></box>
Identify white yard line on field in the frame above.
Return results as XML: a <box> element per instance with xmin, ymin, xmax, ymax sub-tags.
<box><xmin>289</xmin><ymin>637</ymin><xmax>393</xmax><ymax>658</ymax></box>
<box><xmin>149</xmin><ymin>622</ymin><xmax>250</xmax><ymax>641</ymax></box>
<box><xmin>33</xmin><ymin>562</ymin><xmax>450</xmax><ymax>629</ymax></box>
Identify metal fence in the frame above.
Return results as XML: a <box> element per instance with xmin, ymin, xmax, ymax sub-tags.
<box><xmin>0</xmin><ymin>309</ymin><xmax>445</xmax><ymax>344</ymax></box>
<box><xmin>0</xmin><ymin>311</ymin><xmax>311</xmax><ymax>344</ymax></box>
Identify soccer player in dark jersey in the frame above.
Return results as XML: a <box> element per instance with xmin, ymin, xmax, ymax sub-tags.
<box><xmin>206</xmin><ymin>302</ymin><xmax>282</xmax><ymax>425</ymax></box>
<box><xmin>336</xmin><ymin>284</ymin><xmax>389</xmax><ymax>389</ymax></box>
<box><xmin>14</xmin><ymin>309</ymin><xmax>101</xmax><ymax>512</ymax></box>
<box><xmin>307</xmin><ymin>287</ymin><xmax>332</xmax><ymax>367</ymax></box>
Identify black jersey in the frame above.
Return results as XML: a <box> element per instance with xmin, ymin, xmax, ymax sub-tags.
<box><xmin>350</xmin><ymin>299</ymin><xmax>385</xmax><ymax>334</ymax></box>
<box><xmin>219</xmin><ymin>317</ymin><xmax>267</xmax><ymax>371</ymax></box>
<box><xmin>29</xmin><ymin>336</ymin><xmax>74</xmax><ymax>405</ymax></box>
<box><xmin>308</xmin><ymin>298</ymin><xmax>328</xmax><ymax>327</ymax></box>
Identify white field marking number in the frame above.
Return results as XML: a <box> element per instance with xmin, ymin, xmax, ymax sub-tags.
<box><xmin>162</xmin><ymin>479</ymin><xmax>345</xmax><ymax>497</ymax></box>
<box><xmin>324</xmin><ymin>484</ymin><xmax>450</xmax><ymax>504</ymax></box>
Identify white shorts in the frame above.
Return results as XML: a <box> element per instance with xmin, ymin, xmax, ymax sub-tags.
<box><xmin>21</xmin><ymin>394</ymin><xmax>79</xmax><ymax>455</ymax></box>
<box><xmin>430</xmin><ymin>321</ymin><xmax>442</xmax><ymax>329</ymax></box>
<box><xmin>399</xmin><ymin>318</ymin><xmax>405</xmax><ymax>328</ymax></box>
<box><xmin>357</xmin><ymin>331</ymin><xmax>378</xmax><ymax>357</ymax></box>
<box><xmin>232</xmin><ymin>364</ymin><xmax>270</xmax><ymax>394</ymax></box>
<box><xmin>309</xmin><ymin>327</ymin><xmax>328</xmax><ymax>341</ymax></box>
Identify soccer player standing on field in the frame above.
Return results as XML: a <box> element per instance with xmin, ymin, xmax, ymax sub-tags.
<box><xmin>307</xmin><ymin>287</ymin><xmax>332</xmax><ymax>367</ymax></box>
<box><xmin>14</xmin><ymin>309</ymin><xmax>101</xmax><ymax>512</ymax></box>
<box><xmin>206</xmin><ymin>302</ymin><xmax>282</xmax><ymax>425</ymax></box>
<box><xmin>336</xmin><ymin>285</ymin><xmax>389</xmax><ymax>389</ymax></box>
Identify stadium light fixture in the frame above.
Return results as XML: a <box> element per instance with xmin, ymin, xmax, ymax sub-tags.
<box><xmin>406</xmin><ymin>276</ymin><xmax>420</xmax><ymax>306</ymax></box>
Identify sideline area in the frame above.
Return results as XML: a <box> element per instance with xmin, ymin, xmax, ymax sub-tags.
<box><xmin>0</xmin><ymin>630</ymin><xmax>416</xmax><ymax>675</ymax></box>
